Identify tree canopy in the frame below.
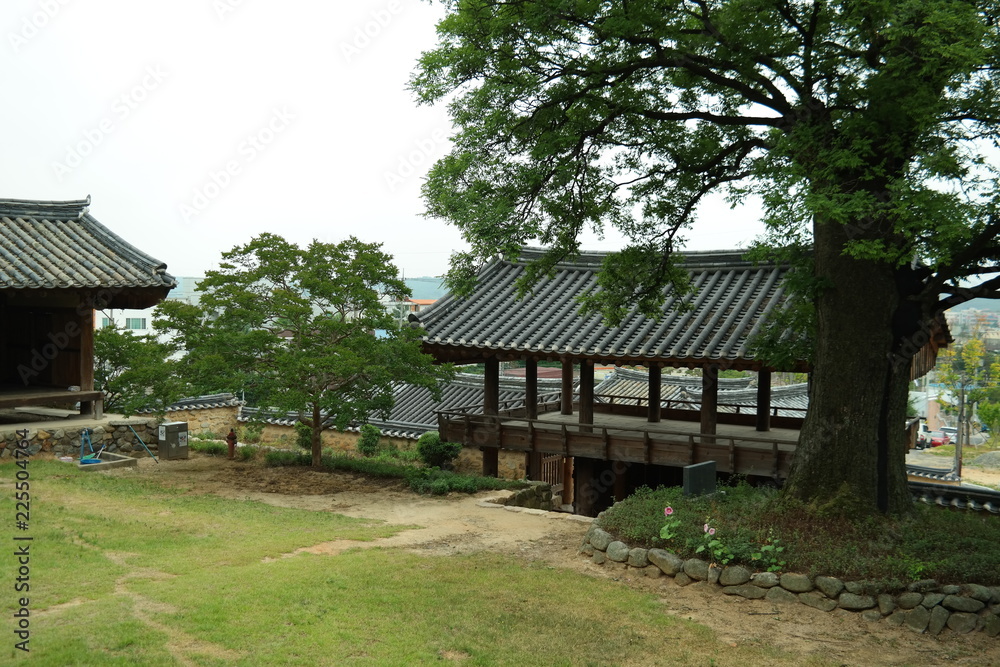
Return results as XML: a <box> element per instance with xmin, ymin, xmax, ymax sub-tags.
<box><xmin>413</xmin><ymin>0</ymin><xmax>1000</xmax><ymax>514</ymax></box>
<box><xmin>93</xmin><ymin>321</ymin><xmax>186</xmax><ymax>417</ymax></box>
<box><xmin>156</xmin><ymin>234</ymin><xmax>450</xmax><ymax>466</ymax></box>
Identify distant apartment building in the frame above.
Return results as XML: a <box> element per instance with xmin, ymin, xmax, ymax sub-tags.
<box><xmin>97</xmin><ymin>276</ymin><xmax>204</xmax><ymax>333</ymax></box>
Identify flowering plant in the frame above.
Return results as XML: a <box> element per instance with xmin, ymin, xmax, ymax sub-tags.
<box><xmin>658</xmin><ymin>506</ymin><xmax>682</xmax><ymax>541</ymax></box>
<box><xmin>694</xmin><ymin>519</ymin><xmax>734</xmax><ymax>565</ymax></box>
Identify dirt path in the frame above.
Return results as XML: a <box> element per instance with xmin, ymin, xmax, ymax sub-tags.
<box><xmin>107</xmin><ymin>455</ymin><xmax>998</xmax><ymax>666</ymax></box>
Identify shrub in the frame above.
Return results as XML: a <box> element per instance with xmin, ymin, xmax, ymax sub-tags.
<box><xmin>238</xmin><ymin>422</ymin><xmax>264</xmax><ymax>444</ymax></box>
<box><xmin>237</xmin><ymin>445</ymin><xmax>260</xmax><ymax>462</ymax></box>
<box><xmin>190</xmin><ymin>441</ymin><xmax>227</xmax><ymax>456</ymax></box>
<box><xmin>416</xmin><ymin>431</ymin><xmax>462</xmax><ymax>469</ymax></box>
<box><xmin>264</xmin><ymin>450</ymin><xmax>308</xmax><ymax>466</ymax></box>
<box><xmin>357</xmin><ymin>424</ymin><xmax>381</xmax><ymax>458</ymax></box>
<box><xmin>294</xmin><ymin>422</ymin><xmax>313</xmax><ymax>451</ymax></box>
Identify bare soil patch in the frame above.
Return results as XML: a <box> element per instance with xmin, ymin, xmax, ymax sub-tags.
<box><xmin>105</xmin><ymin>454</ymin><xmax>998</xmax><ymax>666</ymax></box>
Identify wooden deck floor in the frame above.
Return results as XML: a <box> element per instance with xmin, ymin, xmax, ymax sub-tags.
<box><xmin>440</xmin><ymin>407</ymin><xmax>800</xmax><ymax>477</ymax></box>
<box><xmin>527</xmin><ymin>410</ymin><xmax>801</xmax><ymax>447</ymax></box>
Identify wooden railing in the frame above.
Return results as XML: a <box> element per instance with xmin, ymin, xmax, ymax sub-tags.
<box><xmin>436</xmin><ymin>410</ymin><xmax>797</xmax><ymax>479</ymax></box>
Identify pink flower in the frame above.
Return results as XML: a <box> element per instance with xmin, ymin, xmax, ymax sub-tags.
<box><xmin>709</xmin><ymin>528</ymin><xmax>716</xmax><ymax>536</ymax></box>
<box><xmin>664</xmin><ymin>507</ymin><xmax>674</xmax><ymax>517</ymax></box>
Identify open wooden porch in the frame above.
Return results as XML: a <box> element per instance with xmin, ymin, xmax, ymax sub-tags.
<box><xmin>0</xmin><ymin>385</ymin><xmax>104</xmax><ymax>420</ymax></box>
<box><xmin>438</xmin><ymin>398</ymin><xmax>799</xmax><ymax>480</ymax></box>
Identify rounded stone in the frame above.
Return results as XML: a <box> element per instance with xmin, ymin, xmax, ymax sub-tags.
<box><xmin>780</xmin><ymin>572</ymin><xmax>813</xmax><ymax>593</ymax></box>
<box><xmin>627</xmin><ymin>547</ymin><xmax>650</xmax><ymax>568</ymax></box>
<box><xmin>940</xmin><ymin>585</ymin><xmax>961</xmax><ymax>595</ymax></box>
<box><xmin>922</xmin><ymin>592</ymin><xmax>946</xmax><ymax>609</ymax></box>
<box><xmin>648</xmin><ymin>549</ymin><xmax>684</xmax><ymax>576</ymax></box>
<box><xmin>861</xmin><ymin>609</ymin><xmax>882</xmax><ymax>623</ymax></box>
<box><xmin>683</xmin><ymin>558</ymin><xmax>710</xmax><ymax>582</ymax></box>
<box><xmin>606</xmin><ymin>541</ymin><xmax>630</xmax><ymax>563</ymax></box>
<box><xmin>723</xmin><ymin>584</ymin><xmax>767</xmax><ymax>599</ymax></box>
<box><xmin>674</xmin><ymin>572</ymin><xmax>693</xmax><ymax>587</ymax></box>
<box><xmin>877</xmin><ymin>593</ymin><xmax>896</xmax><ymax>616</ymax></box>
<box><xmin>814</xmin><ymin>575</ymin><xmax>844</xmax><ymax>598</ymax></box>
<box><xmin>896</xmin><ymin>592</ymin><xmax>923</xmax><ymax>609</ymax></box>
<box><xmin>592</xmin><ymin>551</ymin><xmax>606</xmax><ymax>565</ymax></box>
<box><xmin>750</xmin><ymin>571</ymin><xmax>780</xmax><ymax>588</ymax></box>
<box><xmin>799</xmin><ymin>592</ymin><xmax>837</xmax><ymax>612</ymax></box>
<box><xmin>946</xmin><ymin>612</ymin><xmax>978</xmax><ymax>634</ymax></box>
<box><xmin>907</xmin><ymin>579</ymin><xmax>938</xmax><ymax>593</ymax></box>
<box><xmin>839</xmin><ymin>593</ymin><xmax>876</xmax><ymax>611</ymax></box>
<box><xmin>589</xmin><ymin>528</ymin><xmax>613</xmax><ymax>552</ymax></box>
<box><xmin>719</xmin><ymin>565</ymin><xmax>751</xmax><ymax>587</ymax></box>
<box><xmin>905</xmin><ymin>606</ymin><xmax>931</xmax><ymax>633</ymax></box>
<box><xmin>928</xmin><ymin>605</ymin><xmax>950</xmax><ymax>636</ymax></box>
<box><xmin>707</xmin><ymin>566</ymin><xmax>722</xmax><ymax>585</ymax></box>
<box><xmin>765</xmin><ymin>586</ymin><xmax>798</xmax><ymax>604</ymax></box>
<box><xmin>963</xmin><ymin>583</ymin><xmax>992</xmax><ymax>602</ymax></box>
<box><xmin>943</xmin><ymin>595</ymin><xmax>984</xmax><ymax>613</ymax></box>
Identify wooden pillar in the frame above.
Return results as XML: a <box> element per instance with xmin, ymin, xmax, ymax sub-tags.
<box><xmin>579</xmin><ymin>359</ymin><xmax>594</xmax><ymax>429</ymax></box>
<box><xmin>648</xmin><ymin>364</ymin><xmax>661</xmax><ymax>423</ymax></box>
<box><xmin>756</xmin><ymin>368</ymin><xmax>772</xmax><ymax>432</ymax></box>
<box><xmin>561</xmin><ymin>456</ymin><xmax>574</xmax><ymax>507</ymax></box>
<box><xmin>483</xmin><ymin>356</ymin><xmax>500</xmax><ymax>477</ymax></box>
<box><xmin>525</xmin><ymin>358</ymin><xmax>541</xmax><ymax>479</ymax></box>
<box><xmin>525</xmin><ymin>358</ymin><xmax>538</xmax><ymax>420</ymax></box>
<box><xmin>700</xmin><ymin>364</ymin><xmax>718</xmax><ymax>439</ymax></box>
<box><xmin>561</xmin><ymin>358</ymin><xmax>574</xmax><ymax>415</ymax></box>
<box><xmin>79</xmin><ymin>308</ymin><xmax>96</xmax><ymax>416</ymax></box>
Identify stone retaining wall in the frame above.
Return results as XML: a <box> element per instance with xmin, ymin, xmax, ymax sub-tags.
<box><xmin>582</xmin><ymin>522</ymin><xmax>1000</xmax><ymax>638</ymax></box>
<box><xmin>454</xmin><ymin>446</ymin><xmax>526</xmax><ymax>480</ymax></box>
<box><xmin>167</xmin><ymin>406</ymin><xmax>239</xmax><ymax>437</ymax></box>
<box><xmin>503</xmin><ymin>481</ymin><xmax>554</xmax><ymax>510</ymax></box>
<box><xmin>0</xmin><ymin>419</ymin><xmax>161</xmax><ymax>458</ymax></box>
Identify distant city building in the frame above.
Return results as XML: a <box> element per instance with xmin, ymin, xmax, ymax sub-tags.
<box><xmin>97</xmin><ymin>276</ymin><xmax>204</xmax><ymax>333</ymax></box>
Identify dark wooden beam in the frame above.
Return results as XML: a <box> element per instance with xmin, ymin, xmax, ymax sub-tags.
<box><xmin>483</xmin><ymin>356</ymin><xmax>500</xmax><ymax>477</ymax></box>
<box><xmin>561</xmin><ymin>358</ymin><xmax>574</xmax><ymax>415</ymax></box>
<box><xmin>525</xmin><ymin>358</ymin><xmax>541</xmax><ymax>479</ymax></box>
<box><xmin>648</xmin><ymin>364</ymin><xmax>661</xmax><ymax>423</ymax></box>
<box><xmin>579</xmin><ymin>359</ymin><xmax>594</xmax><ymax>429</ymax></box>
<box><xmin>525</xmin><ymin>358</ymin><xmax>538</xmax><ymax>420</ymax></box>
<box><xmin>756</xmin><ymin>368</ymin><xmax>772</xmax><ymax>432</ymax></box>
<box><xmin>700</xmin><ymin>364</ymin><xmax>718</xmax><ymax>439</ymax></box>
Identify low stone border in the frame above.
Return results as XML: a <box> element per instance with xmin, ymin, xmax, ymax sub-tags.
<box><xmin>582</xmin><ymin>522</ymin><xmax>1000</xmax><ymax>638</ymax></box>
<box><xmin>0</xmin><ymin>419</ymin><xmax>160</xmax><ymax>458</ymax></box>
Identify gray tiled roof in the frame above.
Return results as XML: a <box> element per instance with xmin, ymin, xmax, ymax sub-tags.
<box><xmin>137</xmin><ymin>393</ymin><xmax>243</xmax><ymax>414</ymax></box>
<box><xmin>0</xmin><ymin>196</ymin><xmax>175</xmax><ymax>293</ymax></box>
<box><xmin>593</xmin><ymin>367</ymin><xmax>808</xmax><ymax>417</ymax></box>
<box><xmin>240</xmin><ymin>373</ymin><xmax>568</xmax><ymax>440</ymax></box>
<box><xmin>413</xmin><ymin>248</ymin><xmax>794</xmax><ymax>369</ymax></box>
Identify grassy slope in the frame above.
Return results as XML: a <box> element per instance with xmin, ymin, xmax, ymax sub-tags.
<box><xmin>0</xmin><ymin>460</ymin><xmax>823</xmax><ymax>666</ymax></box>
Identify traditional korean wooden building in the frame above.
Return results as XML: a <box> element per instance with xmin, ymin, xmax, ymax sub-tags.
<box><xmin>0</xmin><ymin>197</ymin><xmax>175</xmax><ymax>419</ymax></box>
<box><xmin>412</xmin><ymin>247</ymin><xmax>950</xmax><ymax>514</ymax></box>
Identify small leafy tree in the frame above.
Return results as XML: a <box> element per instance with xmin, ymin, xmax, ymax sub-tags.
<box><xmin>357</xmin><ymin>424</ymin><xmax>381</xmax><ymax>457</ymax></box>
<box><xmin>93</xmin><ymin>321</ymin><xmax>187</xmax><ymax>417</ymax></box>
<box><xmin>157</xmin><ymin>234</ymin><xmax>451</xmax><ymax>467</ymax></box>
<box><xmin>416</xmin><ymin>431</ymin><xmax>462</xmax><ymax>469</ymax></box>
<box><xmin>294</xmin><ymin>422</ymin><xmax>313</xmax><ymax>451</ymax></box>
<box><xmin>977</xmin><ymin>402</ymin><xmax>1000</xmax><ymax>446</ymax></box>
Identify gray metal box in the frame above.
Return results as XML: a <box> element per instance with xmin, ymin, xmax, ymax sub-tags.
<box><xmin>158</xmin><ymin>421</ymin><xmax>189</xmax><ymax>460</ymax></box>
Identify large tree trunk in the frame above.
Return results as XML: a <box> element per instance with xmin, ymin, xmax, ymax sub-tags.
<box><xmin>783</xmin><ymin>218</ymin><xmax>914</xmax><ymax>515</ymax></box>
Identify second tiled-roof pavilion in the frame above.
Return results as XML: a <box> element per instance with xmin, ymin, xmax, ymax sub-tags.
<box><xmin>411</xmin><ymin>248</ymin><xmax>806</xmax><ymax>480</ymax></box>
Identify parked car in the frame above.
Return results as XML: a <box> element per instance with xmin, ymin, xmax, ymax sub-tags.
<box><xmin>941</xmin><ymin>426</ymin><xmax>958</xmax><ymax>438</ymax></box>
<box><xmin>927</xmin><ymin>431</ymin><xmax>951</xmax><ymax>447</ymax></box>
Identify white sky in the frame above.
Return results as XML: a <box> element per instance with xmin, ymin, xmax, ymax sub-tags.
<box><xmin>2</xmin><ymin>0</ymin><xmax>764</xmax><ymax>280</ymax></box>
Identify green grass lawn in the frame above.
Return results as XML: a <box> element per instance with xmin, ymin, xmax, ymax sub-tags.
<box><xmin>0</xmin><ymin>460</ymin><xmax>824</xmax><ymax>666</ymax></box>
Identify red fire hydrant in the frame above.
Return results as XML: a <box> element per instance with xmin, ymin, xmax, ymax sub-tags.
<box><xmin>226</xmin><ymin>428</ymin><xmax>238</xmax><ymax>460</ymax></box>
